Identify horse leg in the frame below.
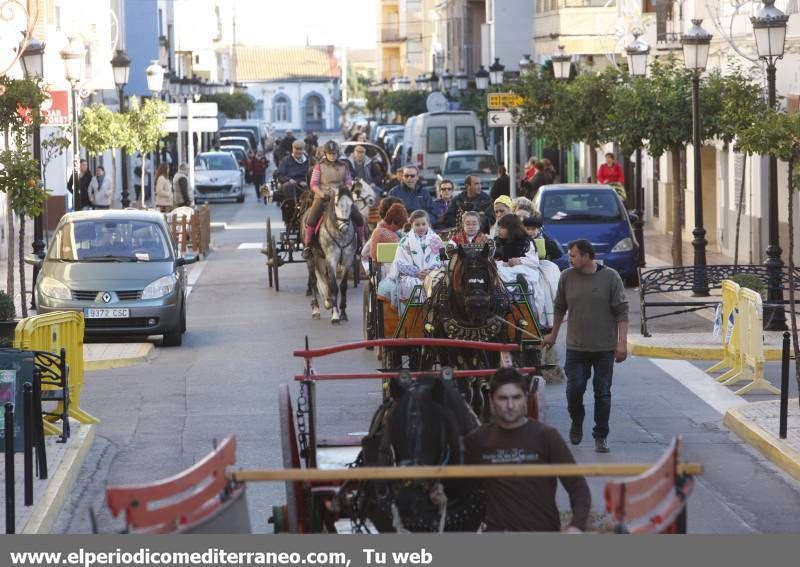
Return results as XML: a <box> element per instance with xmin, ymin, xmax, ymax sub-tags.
<box><xmin>339</xmin><ymin>270</ymin><xmax>349</xmax><ymax>321</ymax></box>
<box><xmin>328</xmin><ymin>257</ymin><xmax>341</xmax><ymax>324</ymax></box>
<box><xmin>308</xmin><ymin>257</ymin><xmax>321</xmax><ymax>320</ymax></box>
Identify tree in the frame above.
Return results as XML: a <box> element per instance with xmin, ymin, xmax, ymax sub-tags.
<box><xmin>738</xmin><ymin>109</ymin><xmax>800</xmax><ymax>402</ymax></box>
<box><xmin>126</xmin><ymin>97</ymin><xmax>168</xmax><ymax>207</ymax></box>
<box><xmin>0</xmin><ymin>75</ymin><xmax>48</xmax><ymax>315</ymax></box>
<box><xmin>567</xmin><ymin>69</ymin><xmax>620</xmax><ymax>178</ymax></box>
<box><xmin>199</xmin><ymin>92</ymin><xmax>254</xmax><ymax>119</ymax></box>
<box><xmin>79</xmin><ymin>104</ymin><xmax>130</xmax><ymax>205</ymax></box>
<box><xmin>367</xmin><ymin>91</ymin><xmax>427</xmax><ymax>122</ymax></box>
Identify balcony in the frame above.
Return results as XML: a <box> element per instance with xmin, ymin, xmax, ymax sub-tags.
<box><xmin>381</xmin><ymin>28</ymin><xmax>404</xmax><ymax>43</ymax></box>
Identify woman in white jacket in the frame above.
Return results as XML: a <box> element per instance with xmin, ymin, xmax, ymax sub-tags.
<box><xmin>88</xmin><ymin>166</ymin><xmax>113</xmax><ymax>209</ymax></box>
<box><xmin>154</xmin><ymin>163</ymin><xmax>173</xmax><ymax>212</ymax></box>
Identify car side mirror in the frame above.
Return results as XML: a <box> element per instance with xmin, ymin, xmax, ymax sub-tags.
<box><xmin>23</xmin><ymin>253</ymin><xmax>43</xmax><ymax>268</ymax></box>
<box><xmin>176</xmin><ymin>254</ymin><xmax>198</xmax><ymax>266</ymax></box>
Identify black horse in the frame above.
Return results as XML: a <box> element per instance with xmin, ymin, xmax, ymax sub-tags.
<box><xmin>350</xmin><ymin>373</ymin><xmax>485</xmax><ymax>532</ymax></box>
<box><xmin>424</xmin><ymin>242</ymin><xmax>512</xmax><ymax>417</ymax></box>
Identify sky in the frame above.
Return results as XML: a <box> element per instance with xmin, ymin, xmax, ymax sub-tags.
<box><xmin>234</xmin><ymin>0</ymin><xmax>378</xmax><ymax>49</ymax></box>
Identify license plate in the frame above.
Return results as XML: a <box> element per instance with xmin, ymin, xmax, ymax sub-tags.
<box><xmin>84</xmin><ymin>308</ymin><xmax>130</xmax><ymax>319</ymax></box>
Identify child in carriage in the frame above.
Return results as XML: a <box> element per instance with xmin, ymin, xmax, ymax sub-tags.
<box><xmin>378</xmin><ymin>209</ymin><xmax>444</xmax><ymax>311</ymax></box>
<box><xmin>493</xmin><ymin>214</ymin><xmax>556</xmax><ymax>329</ymax></box>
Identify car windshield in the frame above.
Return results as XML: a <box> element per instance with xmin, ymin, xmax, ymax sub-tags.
<box><xmin>48</xmin><ymin>220</ymin><xmax>172</xmax><ymax>262</ymax></box>
<box><xmin>195</xmin><ymin>154</ymin><xmax>237</xmax><ymax>171</ymax></box>
<box><xmin>540</xmin><ymin>190</ymin><xmax>623</xmax><ymax>222</ymax></box>
<box><xmin>444</xmin><ymin>155</ymin><xmax>498</xmax><ymax>175</ymax></box>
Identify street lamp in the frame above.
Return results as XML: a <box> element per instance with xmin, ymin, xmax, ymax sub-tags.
<box><xmin>681</xmin><ymin>18</ymin><xmax>712</xmax><ymax>295</ymax></box>
<box><xmin>146</xmin><ymin>60</ymin><xmax>165</xmax><ymax>95</ymax></box>
<box><xmin>111</xmin><ymin>49</ymin><xmax>131</xmax><ymax>208</ymax></box>
<box><xmin>752</xmin><ymin>0</ymin><xmax>789</xmax><ymax>330</ymax></box>
<box><xmin>626</xmin><ymin>32</ymin><xmax>651</xmax><ymax>268</ymax></box>
<box><xmin>429</xmin><ymin>70</ymin><xmax>438</xmax><ymax>92</ymax></box>
<box><xmin>551</xmin><ymin>45</ymin><xmax>571</xmax><ymax>80</ymax></box>
<box><xmin>415</xmin><ymin>74</ymin><xmax>428</xmax><ymax>92</ymax></box>
<box><xmin>519</xmin><ymin>54</ymin><xmax>532</xmax><ymax>77</ymax></box>
<box><xmin>489</xmin><ymin>57</ymin><xmax>505</xmax><ymax>86</ymax></box>
<box><xmin>441</xmin><ymin>69</ymin><xmax>453</xmax><ymax>91</ymax></box>
<box><xmin>60</xmin><ymin>34</ymin><xmax>85</xmax><ymax>211</ymax></box>
<box><xmin>474</xmin><ymin>65</ymin><xmax>489</xmax><ymax>90</ymax></box>
<box><xmin>21</xmin><ymin>38</ymin><xmax>45</xmax><ymax>308</ymax></box>
<box><xmin>455</xmin><ymin>69</ymin><xmax>469</xmax><ymax>91</ymax></box>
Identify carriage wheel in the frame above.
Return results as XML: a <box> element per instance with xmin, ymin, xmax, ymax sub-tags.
<box><xmin>352</xmin><ymin>255</ymin><xmax>360</xmax><ymax>288</ymax></box>
<box><xmin>528</xmin><ymin>375</ymin><xmax>546</xmax><ymax>423</ymax></box>
<box><xmin>278</xmin><ymin>383</ymin><xmax>304</xmax><ymax>533</ymax></box>
<box><xmin>266</xmin><ymin>217</ymin><xmax>274</xmax><ymax>289</ymax></box>
<box><xmin>362</xmin><ymin>283</ymin><xmax>374</xmax><ymax>342</ymax></box>
<box><xmin>272</xmin><ymin>233</ymin><xmax>281</xmax><ymax>292</ymax></box>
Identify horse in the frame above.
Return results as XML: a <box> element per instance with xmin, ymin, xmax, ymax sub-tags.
<box><xmin>349</xmin><ymin>373</ymin><xmax>485</xmax><ymax>532</ymax></box>
<box><xmin>304</xmin><ymin>186</ymin><xmax>358</xmax><ymax>323</ymax></box>
<box><xmin>424</xmin><ymin>242</ymin><xmax>512</xmax><ymax>417</ymax></box>
<box><xmin>351</xmin><ymin>178</ymin><xmax>376</xmax><ymax>238</ymax></box>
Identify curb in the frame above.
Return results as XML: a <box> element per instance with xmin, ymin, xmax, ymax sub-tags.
<box><xmin>628</xmin><ymin>336</ymin><xmax>784</xmax><ymax>361</ymax></box>
<box><xmin>724</xmin><ymin>404</ymin><xmax>800</xmax><ymax>483</ymax></box>
<box><xmin>85</xmin><ymin>343</ymin><xmax>155</xmax><ymax>371</ymax></box>
<box><xmin>22</xmin><ymin>423</ymin><xmax>96</xmax><ymax>534</ymax></box>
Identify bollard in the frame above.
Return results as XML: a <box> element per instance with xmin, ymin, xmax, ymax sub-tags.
<box><xmin>780</xmin><ymin>332</ymin><xmax>790</xmax><ymax>439</ymax></box>
<box><xmin>4</xmin><ymin>402</ymin><xmax>15</xmax><ymax>534</ymax></box>
<box><xmin>23</xmin><ymin>383</ymin><xmax>33</xmax><ymax>506</ymax></box>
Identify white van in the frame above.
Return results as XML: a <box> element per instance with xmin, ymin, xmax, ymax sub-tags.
<box><xmin>407</xmin><ymin>111</ymin><xmax>485</xmax><ymax>188</ymax></box>
<box><xmin>402</xmin><ymin>115</ymin><xmax>418</xmax><ymax>166</ymax></box>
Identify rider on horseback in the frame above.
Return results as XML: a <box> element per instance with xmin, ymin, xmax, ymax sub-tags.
<box><xmin>302</xmin><ymin>140</ymin><xmax>365</xmax><ymax>259</ymax></box>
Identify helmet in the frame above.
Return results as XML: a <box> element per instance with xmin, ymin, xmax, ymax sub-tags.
<box><xmin>323</xmin><ymin>140</ymin><xmax>340</xmax><ymax>157</ymax></box>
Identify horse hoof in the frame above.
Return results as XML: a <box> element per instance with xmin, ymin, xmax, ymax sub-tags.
<box><xmin>340</xmin><ymin>312</ymin><xmax>348</xmax><ymax>321</ymax></box>
<box><xmin>324</xmin><ymin>300</ymin><xmax>332</xmax><ymax>310</ymax></box>
<box><xmin>331</xmin><ymin>317</ymin><xmax>340</xmax><ymax>325</ymax></box>
<box><xmin>312</xmin><ymin>308</ymin><xmax>321</xmax><ymax>320</ymax></box>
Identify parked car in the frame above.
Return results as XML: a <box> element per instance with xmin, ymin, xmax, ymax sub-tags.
<box><xmin>220</xmin><ymin>119</ymin><xmax>269</xmax><ymax>149</ymax></box>
<box><xmin>405</xmin><ymin>111</ymin><xmax>485</xmax><ymax>189</ymax></box>
<box><xmin>194</xmin><ymin>151</ymin><xmax>245</xmax><ymax>203</ymax></box>
<box><xmin>218</xmin><ymin>128</ymin><xmax>259</xmax><ymax>150</ymax></box>
<box><xmin>25</xmin><ymin>210</ymin><xmax>197</xmax><ymax>346</ymax></box>
<box><xmin>435</xmin><ymin>150</ymin><xmax>498</xmax><ymax>194</ymax></box>
<box><xmin>532</xmin><ymin>184</ymin><xmax>639</xmax><ymax>286</ymax></box>
<box><xmin>217</xmin><ymin>136</ymin><xmax>252</xmax><ymax>153</ymax></box>
<box><xmin>219</xmin><ymin>146</ymin><xmax>248</xmax><ymax>167</ymax></box>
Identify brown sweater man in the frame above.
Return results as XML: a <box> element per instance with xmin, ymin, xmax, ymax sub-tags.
<box><xmin>543</xmin><ymin>239</ymin><xmax>629</xmax><ymax>454</ymax></box>
<box><xmin>465</xmin><ymin>368</ymin><xmax>591</xmax><ymax>532</ymax></box>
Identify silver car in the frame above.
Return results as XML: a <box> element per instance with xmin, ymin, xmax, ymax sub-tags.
<box><xmin>26</xmin><ymin>210</ymin><xmax>197</xmax><ymax>346</ymax></box>
<box><xmin>194</xmin><ymin>151</ymin><xmax>245</xmax><ymax>203</ymax></box>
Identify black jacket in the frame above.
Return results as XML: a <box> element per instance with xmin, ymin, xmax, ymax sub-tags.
<box><xmin>494</xmin><ymin>236</ymin><xmax>530</xmax><ymax>262</ymax></box>
<box><xmin>67</xmin><ymin>170</ymin><xmax>92</xmax><ymax>208</ymax></box>
<box><xmin>444</xmin><ymin>191</ymin><xmax>495</xmax><ymax>229</ymax></box>
<box><xmin>539</xmin><ymin>230</ymin><xmax>563</xmax><ymax>261</ymax></box>
<box><xmin>489</xmin><ymin>174</ymin><xmax>510</xmax><ymax>201</ymax></box>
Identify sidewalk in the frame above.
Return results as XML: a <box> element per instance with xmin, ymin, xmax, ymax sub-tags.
<box><xmin>636</xmin><ymin>229</ymin><xmax>800</xmax><ymax>484</ymax></box>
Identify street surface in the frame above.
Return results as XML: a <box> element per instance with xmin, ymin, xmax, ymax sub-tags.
<box><xmin>54</xmin><ymin>182</ymin><xmax>800</xmax><ymax>534</ymax></box>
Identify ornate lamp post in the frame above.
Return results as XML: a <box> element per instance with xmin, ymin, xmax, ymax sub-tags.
<box><xmin>681</xmin><ymin>19</ymin><xmax>712</xmax><ymax>295</ymax></box>
<box><xmin>429</xmin><ymin>70</ymin><xmax>438</xmax><ymax>92</ymax></box>
<box><xmin>145</xmin><ymin>60</ymin><xmax>164</xmax><ymax>175</ymax></box>
<box><xmin>21</xmin><ymin>38</ymin><xmax>45</xmax><ymax>307</ymax></box>
<box><xmin>551</xmin><ymin>45</ymin><xmax>571</xmax><ymax>80</ymax></box>
<box><xmin>111</xmin><ymin>49</ymin><xmax>131</xmax><ymax>208</ymax></box>
<box><xmin>626</xmin><ymin>32</ymin><xmax>651</xmax><ymax>268</ymax></box>
<box><xmin>441</xmin><ymin>69</ymin><xmax>453</xmax><ymax>91</ymax></box>
<box><xmin>488</xmin><ymin>57</ymin><xmax>505</xmax><ymax>86</ymax></box>
<box><xmin>455</xmin><ymin>69</ymin><xmax>468</xmax><ymax>91</ymax></box>
<box><xmin>60</xmin><ymin>35</ymin><xmax>85</xmax><ymax>211</ymax></box>
<box><xmin>415</xmin><ymin>74</ymin><xmax>428</xmax><ymax>92</ymax></box>
<box><xmin>752</xmin><ymin>0</ymin><xmax>789</xmax><ymax>330</ymax></box>
<box><xmin>519</xmin><ymin>54</ymin><xmax>532</xmax><ymax>77</ymax></box>
<box><xmin>474</xmin><ymin>65</ymin><xmax>490</xmax><ymax>90</ymax></box>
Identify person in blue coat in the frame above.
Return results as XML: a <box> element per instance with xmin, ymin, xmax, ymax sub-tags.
<box><xmin>388</xmin><ymin>165</ymin><xmax>436</xmax><ymax>221</ymax></box>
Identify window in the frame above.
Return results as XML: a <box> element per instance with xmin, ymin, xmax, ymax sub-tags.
<box><xmin>407</xmin><ymin>41</ymin><xmax>423</xmax><ymax>66</ymax></box>
<box><xmin>50</xmin><ymin>221</ymin><xmax>171</xmax><ymax>262</ymax></box>
<box><xmin>305</xmin><ymin>95</ymin><xmax>323</xmax><ymax>121</ymax></box>
<box><xmin>540</xmin><ymin>190</ymin><xmax>623</xmax><ymax>222</ymax></box>
<box><xmin>274</xmin><ymin>95</ymin><xmax>290</xmax><ymax>122</ymax></box>
<box><xmin>427</xmin><ymin>127</ymin><xmax>447</xmax><ymax>154</ymax></box>
<box><xmin>455</xmin><ymin>126</ymin><xmax>476</xmax><ymax>150</ymax></box>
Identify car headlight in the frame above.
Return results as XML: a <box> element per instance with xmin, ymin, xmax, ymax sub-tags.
<box><xmin>611</xmin><ymin>237</ymin><xmax>634</xmax><ymax>253</ymax></box>
<box><xmin>141</xmin><ymin>275</ymin><xmax>177</xmax><ymax>300</ymax></box>
<box><xmin>40</xmin><ymin>277</ymin><xmax>72</xmax><ymax>300</ymax></box>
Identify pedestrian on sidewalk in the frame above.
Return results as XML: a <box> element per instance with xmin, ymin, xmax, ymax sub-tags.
<box><xmin>88</xmin><ymin>165</ymin><xmax>112</xmax><ymax>209</ymax></box>
<box><xmin>66</xmin><ymin>158</ymin><xmax>92</xmax><ymax>211</ymax></box>
<box><xmin>172</xmin><ymin>163</ymin><xmax>193</xmax><ymax>208</ymax></box>
<box><xmin>154</xmin><ymin>163</ymin><xmax>173</xmax><ymax>213</ymax></box>
<box><xmin>542</xmin><ymin>239</ymin><xmax>629</xmax><ymax>453</ymax></box>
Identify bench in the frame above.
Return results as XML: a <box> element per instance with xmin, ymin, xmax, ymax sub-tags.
<box><xmin>638</xmin><ymin>264</ymin><xmax>800</xmax><ymax>336</ymax></box>
<box><xmin>604</xmin><ymin>436</ymin><xmax>695</xmax><ymax>533</ymax></box>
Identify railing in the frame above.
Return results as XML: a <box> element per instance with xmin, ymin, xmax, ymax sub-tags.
<box><xmin>165</xmin><ymin>204</ymin><xmax>211</xmax><ymax>257</ymax></box>
<box><xmin>380</xmin><ymin>29</ymin><xmax>403</xmax><ymax>42</ymax></box>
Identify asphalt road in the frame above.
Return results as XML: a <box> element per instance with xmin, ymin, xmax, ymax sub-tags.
<box><xmin>54</xmin><ymin>184</ymin><xmax>800</xmax><ymax>534</ymax></box>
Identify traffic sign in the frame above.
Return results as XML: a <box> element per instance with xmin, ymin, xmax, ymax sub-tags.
<box><xmin>487</xmin><ymin>110</ymin><xmax>515</xmax><ymax>127</ymax></box>
<box><xmin>487</xmin><ymin>92</ymin><xmax>524</xmax><ymax>110</ymax></box>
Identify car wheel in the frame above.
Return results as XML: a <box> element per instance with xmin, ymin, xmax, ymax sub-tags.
<box><xmin>180</xmin><ymin>302</ymin><xmax>187</xmax><ymax>333</ymax></box>
<box><xmin>163</xmin><ymin>324</ymin><xmax>182</xmax><ymax>347</ymax></box>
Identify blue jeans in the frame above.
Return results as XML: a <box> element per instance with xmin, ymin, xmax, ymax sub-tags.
<box><xmin>564</xmin><ymin>349</ymin><xmax>615</xmax><ymax>439</ymax></box>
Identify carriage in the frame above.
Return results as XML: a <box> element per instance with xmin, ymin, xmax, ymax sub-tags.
<box><xmin>104</xmin><ymin>336</ymin><xmax>701</xmax><ymax>535</ymax></box>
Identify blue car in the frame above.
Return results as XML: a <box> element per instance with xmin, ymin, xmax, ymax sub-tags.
<box><xmin>532</xmin><ymin>184</ymin><xmax>639</xmax><ymax>286</ymax></box>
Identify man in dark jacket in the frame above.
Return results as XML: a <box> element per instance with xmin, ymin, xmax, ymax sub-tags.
<box><xmin>388</xmin><ymin>165</ymin><xmax>436</xmax><ymax>219</ymax></box>
<box><xmin>277</xmin><ymin>140</ymin><xmax>310</xmax><ymax>199</ymax></box>
<box><xmin>66</xmin><ymin>159</ymin><xmax>92</xmax><ymax>210</ymax></box>
<box><xmin>444</xmin><ymin>174</ymin><xmax>495</xmax><ymax>229</ymax></box>
<box><xmin>490</xmin><ymin>165</ymin><xmax>510</xmax><ymax>200</ymax></box>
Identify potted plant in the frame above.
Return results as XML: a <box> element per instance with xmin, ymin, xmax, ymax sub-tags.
<box><xmin>0</xmin><ymin>290</ymin><xmax>17</xmax><ymax>346</ymax></box>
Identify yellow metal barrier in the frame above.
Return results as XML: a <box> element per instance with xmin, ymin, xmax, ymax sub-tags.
<box><xmin>14</xmin><ymin>311</ymin><xmax>99</xmax><ymax>425</ymax></box>
<box><xmin>720</xmin><ymin>288</ymin><xmax>780</xmax><ymax>395</ymax></box>
<box><xmin>707</xmin><ymin>279</ymin><xmax>741</xmax><ymax>378</ymax></box>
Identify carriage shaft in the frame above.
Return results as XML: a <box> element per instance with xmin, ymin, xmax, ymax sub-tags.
<box><xmin>293</xmin><ymin>367</ymin><xmax>541</xmax><ymax>381</ymax></box>
<box><xmin>228</xmin><ymin>463</ymin><xmax>703</xmax><ymax>483</ymax></box>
